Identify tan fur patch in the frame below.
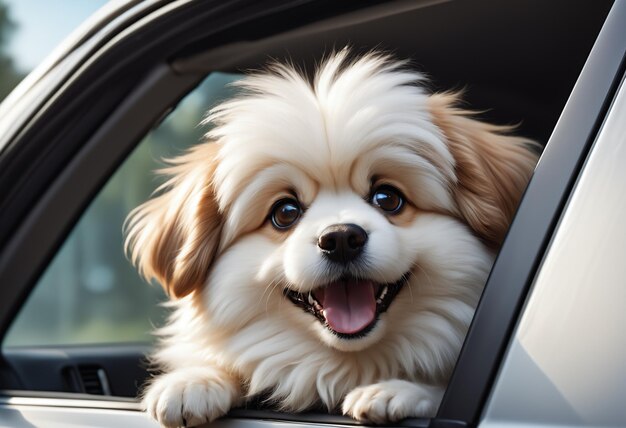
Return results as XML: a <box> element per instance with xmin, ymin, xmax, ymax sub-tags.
<box><xmin>125</xmin><ymin>143</ymin><xmax>223</xmax><ymax>298</ymax></box>
<box><xmin>387</xmin><ymin>202</ymin><xmax>422</xmax><ymax>227</ymax></box>
<box><xmin>428</xmin><ymin>92</ymin><xmax>539</xmax><ymax>246</ymax></box>
<box><xmin>258</xmin><ymin>221</ymin><xmax>293</xmax><ymax>243</ymax></box>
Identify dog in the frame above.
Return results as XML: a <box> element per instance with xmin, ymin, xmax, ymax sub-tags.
<box><xmin>125</xmin><ymin>50</ymin><xmax>538</xmax><ymax>427</ymax></box>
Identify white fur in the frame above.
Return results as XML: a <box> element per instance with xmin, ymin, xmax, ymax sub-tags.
<box><xmin>131</xmin><ymin>51</ymin><xmax>519</xmax><ymax>427</ymax></box>
<box><xmin>343</xmin><ymin>380</ymin><xmax>445</xmax><ymax>423</ymax></box>
<box><xmin>144</xmin><ymin>366</ymin><xmax>241</xmax><ymax>427</ymax></box>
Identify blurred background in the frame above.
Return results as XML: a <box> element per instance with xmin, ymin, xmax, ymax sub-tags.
<box><xmin>0</xmin><ymin>0</ymin><xmax>107</xmax><ymax>100</ymax></box>
<box><xmin>0</xmin><ymin>0</ymin><xmax>239</xmax><ymax>346</ymax></box>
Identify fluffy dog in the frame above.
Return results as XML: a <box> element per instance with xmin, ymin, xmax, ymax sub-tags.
<box><xmin>125</xmin><ymin>50</ymin><xmax>537</xmax><ymax>427</ymax></box>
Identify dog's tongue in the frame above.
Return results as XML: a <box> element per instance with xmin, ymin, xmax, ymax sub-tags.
<box><xmin>322</xmin><ymin>279</ymin><xmax>376</xmax><ymax>334</ymax></box>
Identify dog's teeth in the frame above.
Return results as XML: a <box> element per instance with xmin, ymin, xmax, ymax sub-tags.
<box><xmin>308</xmin><ymin>293</ymin><xmax>314</xmax><ymax>305</ymax></box>
<box><xmin>376</xmin><ymin>298</ymin><xmax>382</xmax><ymax>304</ymax></box>
<box><xmin>379</xmin><ymin>286</ymin><xmax>388</xmax><ymax>300</ymax></box>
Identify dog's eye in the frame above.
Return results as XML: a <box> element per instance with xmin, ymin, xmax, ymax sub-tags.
<box><xmin>270</xmin><ymin>198</ymin><xmax>302</xmax><ymax>229</ymax></box>
<box><xmin>371</xmin><ymin>185</ymin><xmax>404</xmax><ymax>214</ymax></box>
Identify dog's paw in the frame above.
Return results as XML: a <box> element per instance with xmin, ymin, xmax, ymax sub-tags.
<box><xmin>342</xmin><ymin>380</ymin><xmax>443</xmax><ymax>423</ymax></box>
<box><xmin>143</xmin><ymin>367</ymin><xmax>240</xmax><ymax>427</ymax></box>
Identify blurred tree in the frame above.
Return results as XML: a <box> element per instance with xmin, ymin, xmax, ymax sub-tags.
<box><xmin>0</xmin><ymin>1</ymin><xmax>23</xmax><ymax>100</ymax></box>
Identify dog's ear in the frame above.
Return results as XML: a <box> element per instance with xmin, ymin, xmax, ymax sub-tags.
<box><xmin>428</xmin><ymin>92</ymin><xmax>539</xmax><ymax>247</ymax></box>
<box><xmin>124</xmin><ymin>143</ymin><xmax>222</xmax><ymax>299</ymax></box>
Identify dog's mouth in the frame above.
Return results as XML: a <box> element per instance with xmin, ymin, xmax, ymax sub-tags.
<box><xmin>284</xmin><ymin>274</ymin><xmax>409</xmax><ymax>339</ymax></box>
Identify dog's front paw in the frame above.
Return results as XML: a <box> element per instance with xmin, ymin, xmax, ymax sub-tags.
<box><xmin>143</xmin><ymin>367</ymin><xmax>240</xmax><ymax>427</ymax></box>
<box><xmin>342</xmin><ymin>380</ymin><xmax>443</xmax><ymax>423</ymax></box>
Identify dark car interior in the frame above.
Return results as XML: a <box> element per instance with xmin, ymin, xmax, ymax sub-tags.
<box><xmin>0</xmin><ymin>0</ymin><xmax>616</xmax><ymax>425</ymax></box>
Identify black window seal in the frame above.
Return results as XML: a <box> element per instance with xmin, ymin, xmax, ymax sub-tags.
<box><xmin>434</xmin><ymin>1</ymin><xmax>626</xmax><ymax>426</ymax></box>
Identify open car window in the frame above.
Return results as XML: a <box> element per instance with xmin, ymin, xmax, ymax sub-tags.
<box><xmin>3</xmin><ymin>72</ymin><xmax>242</xmax><ymax>348</ymax></box>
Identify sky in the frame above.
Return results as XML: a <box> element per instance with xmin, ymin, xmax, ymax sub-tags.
<box><xmin>5</xmin><ymin>0</ymin><xmax>109</xmax><ymax>73</ymax></box>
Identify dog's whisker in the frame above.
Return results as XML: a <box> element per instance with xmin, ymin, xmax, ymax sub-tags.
<box><xmin>406</xmin><ymin>270</ymin><xmax>417</xmax><ymax>303</ymax></box>
<box><xmin>262</xmin><ymin>277</ymin><xmax>284</xmax><ymax>314</ymax></box>
<box><xmin>260</xmin><ymin>279</ymin><xmax>276</xmax><ymax>309</ymax></box>
<box><xmin>412</xmin><ymin>264</ymin><xmax>436</xmax><ymax>302</ymax></box>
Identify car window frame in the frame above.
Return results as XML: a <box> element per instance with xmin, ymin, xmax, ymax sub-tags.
<box><xmin>0</xmin><ymin>1</ymin><xmax>623</xmax><ymax>427</ymax></box>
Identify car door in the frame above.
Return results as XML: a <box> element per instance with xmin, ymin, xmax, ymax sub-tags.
<box><xmin>0</xmin><ymin>0</ymin><xmax>622</xmax><ymax>427</ymax></box>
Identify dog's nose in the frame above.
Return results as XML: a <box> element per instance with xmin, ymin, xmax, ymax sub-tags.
<box><xmin>318</xmin><ymin>224</ymin><xmax>368</xmax><ymax>263</ymax></box>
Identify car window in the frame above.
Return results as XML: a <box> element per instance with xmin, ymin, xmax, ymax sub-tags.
<box><xmin>2</xmin><ymin>72</ymin><xmax>242</xmax><ymax>347</ymax></box>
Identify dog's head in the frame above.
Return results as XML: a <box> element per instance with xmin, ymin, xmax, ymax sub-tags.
<box><xmin>126</xmin><ymin>51</ymin><xmax>537</xmax><ymax>354</ymax></box>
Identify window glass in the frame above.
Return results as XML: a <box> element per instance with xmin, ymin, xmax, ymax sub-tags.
<box><xmin>3</xmin><ymin>72</ymin><xmax>242</xmax><ymax>347</ymax></box>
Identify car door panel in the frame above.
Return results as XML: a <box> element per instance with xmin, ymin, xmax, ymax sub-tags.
<box><xmin>2</xmin><ymin>345</ymin><xmax>149</xmax><ymax>398</ymax></box>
